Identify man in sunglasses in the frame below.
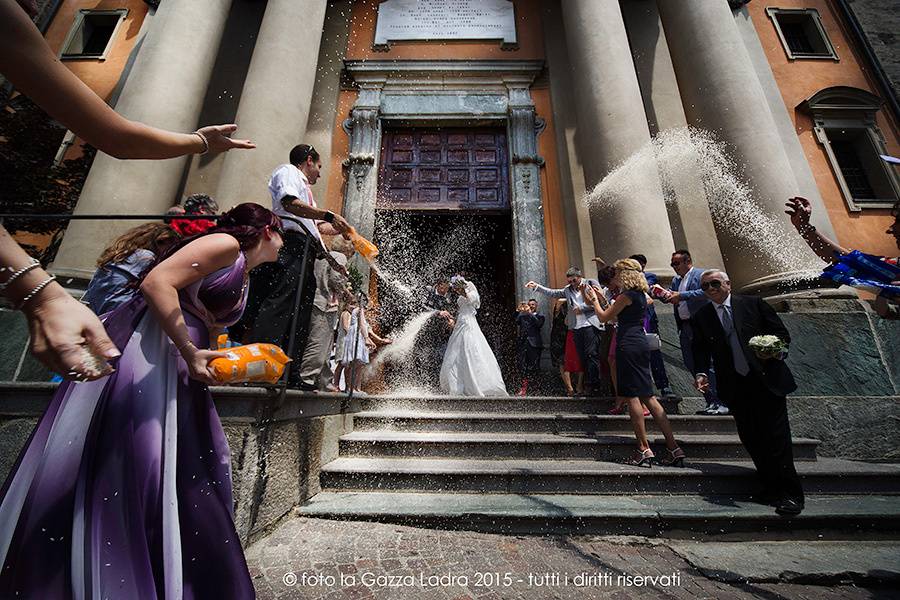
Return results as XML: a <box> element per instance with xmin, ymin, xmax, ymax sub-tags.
<box><xmin>690</xmin><ymin>270</ymin><xmax>804</xmax><ymax>516</ymax></box>
<box><xmin>667</xmin><ymin>250</ymin><xmax>725</xmax><ymax>414</ymax></box>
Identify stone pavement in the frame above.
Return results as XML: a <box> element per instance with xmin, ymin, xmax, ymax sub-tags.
<box><xmin>244</xmin><ymin>517</ymin><xmax>900</xmax><ymax>599</ymax></box>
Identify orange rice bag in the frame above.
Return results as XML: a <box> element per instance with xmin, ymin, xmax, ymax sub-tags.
<box><xmin>209</xmin><ymin>343</ymin><xmax>291</xmax><ymax>384</ymax></box>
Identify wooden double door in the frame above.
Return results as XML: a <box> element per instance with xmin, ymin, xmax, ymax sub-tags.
<box><xmin>378</xmin><ymin>127</ymin><xmax>510</xmax><ymax>211</ymax></box>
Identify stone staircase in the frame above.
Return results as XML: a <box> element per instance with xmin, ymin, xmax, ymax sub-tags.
<box><xmin>299</xmin><ymin>395</ymin><xmax>900</xmax><ymax>536</ymax></box>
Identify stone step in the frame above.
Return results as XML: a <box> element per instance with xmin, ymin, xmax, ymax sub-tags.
<box><xmin>338</xmin><ymin>431</ymin><xmax>820</xmax><ymax>461</ymax></box>
<box><xmin>320</xmin><ymin>457</ymin><xmax>900</xmax><ymax>495</ymax></box>
<box><xmin>298</xmin><ymin>492</ymin><xmax>900</xmax><ymax>537</ymax></box>
<box><xmin>353</xmin><ymin>411</ymin><xmax>740</xmax><ymax>435</ymax></box>
<box><xmin>356</xmin><ymin>395</ymin><xmax>635</xmax><ymax>415</ymax></box>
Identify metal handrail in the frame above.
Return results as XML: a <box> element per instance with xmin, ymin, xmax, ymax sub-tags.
<box><xmin>2</xmin><ymin>211</ymin><xmax>341</xmax><ymax>399</ymax></box>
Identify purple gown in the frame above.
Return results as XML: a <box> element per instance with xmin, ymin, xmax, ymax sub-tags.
<box><xmin>0</xmin><ymin>254</ymin><xmax>255</xmax><ymax>599</ymax></box>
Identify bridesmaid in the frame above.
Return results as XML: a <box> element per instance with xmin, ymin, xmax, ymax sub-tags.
<box><xmin>0</xmin><ymin>203</ymin><xmax>283</xmax><ymax>598</ymax></box>
<box><xmin>585</xmin><ymin>259</ymin><xmax>684</xmax><ymax>468</ymax></box>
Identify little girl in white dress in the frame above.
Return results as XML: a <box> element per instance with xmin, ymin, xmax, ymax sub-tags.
<box><xmin>336</xmin><ymin>295</ymin><xmax>390</xmax><ymax>393</ymax></box>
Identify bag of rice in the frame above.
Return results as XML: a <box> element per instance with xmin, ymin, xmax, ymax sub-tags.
<box><xmin>209</xmin><ymin>343</ymin><xmax>291</xmax><ymax>384</ymax></box>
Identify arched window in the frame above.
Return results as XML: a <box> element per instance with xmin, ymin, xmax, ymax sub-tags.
<box><xmin>802</xmin><ymin>86</ymin><xmax>900</xmax><ymax>212</ymax></box>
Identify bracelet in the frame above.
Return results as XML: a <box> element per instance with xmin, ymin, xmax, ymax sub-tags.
<box><xmin>14</xmin><ymin>275</ymin><xmax>56</xmax><ymax>310</ymax></box>
<box><xmin>323</xmin><ymin>210</ymin><xmax>336</xmax><ymax>224</ymax></box>
<box><xmin>175</xmin><ymin>340</ymin><xmax>197</xmax><ymax>354</ymax></box>
<box><xmin>0</xmin><ymin>257</ymin><xmax>40</xmax><ymax>292</ymax></box>
<box><xmin>193</xmin><ymin>130</ymin><xmax>209</xmax><ymax>155</ymax></box>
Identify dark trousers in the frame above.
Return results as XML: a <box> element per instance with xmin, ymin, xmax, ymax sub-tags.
<box><xmin>729</xmin><ymin>375</ymin><xmax>804</xmax><ymax>504</ymax></box>
<box><xmin>241</xmin><ymin>232</ymin><xmax>317</xmax><ymax>383</ymax></box>
<box><xmin>646</xmin><ymin>313</ymin><xmax>670</xmax><ymax>390</ymax></box>
<box><xmin>572</xmin><ymin>326</ymin><xmax>603</xmax><ymax>393</ymax></box>
<box><xmin>517</xmin><ymin>341</ymin><xmax>542</xmax><ymax>374</ymax></box>
<box><xmin>677</xmin><ymin>318</ymin><xmax>720</xmax><ymax>405</ymax></box>
<box><xmin>649</xmin><ymin>350</ymin><xmax>669</xmax><ymax>390</ymax></box>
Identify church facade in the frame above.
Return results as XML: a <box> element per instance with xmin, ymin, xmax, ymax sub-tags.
<box><xmin>24</xmin><ymin>0</ymin><xmax>900</xmax><ymax>296</ymax></box>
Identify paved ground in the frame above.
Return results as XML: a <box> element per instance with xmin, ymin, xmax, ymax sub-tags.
<box><xmin>244</xmin><ymin>517</ymin><xmax>900</xmax><ymax>599</ymax></box>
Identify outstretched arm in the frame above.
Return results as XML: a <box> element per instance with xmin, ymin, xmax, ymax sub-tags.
<box><xmin>785</xmin><ymin>196</ymin><xmax>847</xmax><ymax>263</ymax></box>
<box><xmin>525</xmin><ymin>280</ymin><xmax>566</xmax><ymax>299</ymax></box>
<box><xmin>140</xmin><ymin>233</ymin><xmax>237</xmax><ymax>383</ymax></box>
<box><xmin>584</xmin><ymin>285</ymin><xmax>629</xmax><ymax>323</ymax></box>
<box><xmin>0</xmin><ymin>0</ymin><xmax>255</xmax><ymax>159</ymax></box>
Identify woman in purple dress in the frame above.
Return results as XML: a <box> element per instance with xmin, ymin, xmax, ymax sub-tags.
<box><xmin>0</xmin><ymin>203</ymin><xmax>283</xmax><ymax>598</ymax></box>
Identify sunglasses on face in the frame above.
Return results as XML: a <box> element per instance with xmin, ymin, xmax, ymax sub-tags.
<box><xmin>270</xmin><ymin>224</ymin><xmax>285</xmax><ymax>237</ymax></box>
<box><xmin>700</xmin><ymin>280</ymin><xmax>724</xmax><ymax>291</ymax></box>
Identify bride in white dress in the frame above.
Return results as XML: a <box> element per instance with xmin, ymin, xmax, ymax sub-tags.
<box><xmin>439</xmin><ymin>276</ymin><xmax>508</xmax><ymax>396</ymax></box>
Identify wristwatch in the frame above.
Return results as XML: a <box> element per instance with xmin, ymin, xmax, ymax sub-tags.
<box><xmin>323</xmin><ymin>210</ymin><xmax>336</xmax><ymax>224</ymax></box>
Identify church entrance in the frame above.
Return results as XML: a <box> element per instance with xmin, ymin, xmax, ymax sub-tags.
<box><xmin>373</xmin><ymin>127</ymin><xmax>519</xmax><ymax>386</ymax></box>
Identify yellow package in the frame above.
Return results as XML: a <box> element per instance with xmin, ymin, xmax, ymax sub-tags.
<box><xmin>209</xmin><ymin>343</ymin><xmax>291</xmax><ymax>384</ymax></box>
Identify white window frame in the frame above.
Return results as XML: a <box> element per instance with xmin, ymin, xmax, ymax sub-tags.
<box><xmin>803</xmin><ymin>86</ymin><xmax>900</xmax><ymax>212</ymax></box>
<box><xmin>59</xmin><ymin>8</ymin><xmax>128</xmax><ymax>61</ymax></box>
<box><xmin>766</xmin><ymin>7</ymin><xmax>839</xmax><ymax>61</ymax></box>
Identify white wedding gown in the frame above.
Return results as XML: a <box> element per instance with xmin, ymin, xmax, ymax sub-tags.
<box><xmin>439</xmin><ymin>282</ymin><xmax>508</xmax><ymax>396</ymax></box>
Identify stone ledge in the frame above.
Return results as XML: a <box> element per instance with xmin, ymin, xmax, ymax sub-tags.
<box><xmin>0</xmin><ymin>381</ymin><xmax>355</xmax><ymax>547</ymax></box>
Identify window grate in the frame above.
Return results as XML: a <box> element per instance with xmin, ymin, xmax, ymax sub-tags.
<box><xmin>831</xmin><ymin>140</ymin><xmax>876</xmax><ymax>199</ymax></box>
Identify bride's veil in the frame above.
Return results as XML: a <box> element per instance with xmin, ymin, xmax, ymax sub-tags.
<box><xmin>465</xmin><ymin>280</ymin><xmax>481</xmax><ymax>310</ymax></box>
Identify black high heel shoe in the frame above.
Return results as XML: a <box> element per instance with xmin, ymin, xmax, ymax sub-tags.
<box><xmin>629</xmin><ymin>448</ymin><xmax>655</xmax><ymax>468</ymax></box>
<box><xmin>661</xmin><ymin>446</ymin><xmax>686</xmax><ymax>468</ymax></box>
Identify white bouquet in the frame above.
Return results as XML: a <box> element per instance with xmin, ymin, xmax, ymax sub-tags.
<box><xmin>747</xmin><ymin>335</ymin><xmax>787</xmax><ymax>360</ymax></box>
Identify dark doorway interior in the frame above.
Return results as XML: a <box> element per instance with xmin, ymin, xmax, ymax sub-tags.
<box><xmin>373</xmin><ymin>210</ymin><xmax>518</xmax><ymax>386</ymax></box>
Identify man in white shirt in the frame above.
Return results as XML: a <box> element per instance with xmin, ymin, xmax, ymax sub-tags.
<box><xmin>242</xmin><ymin>144</ymin><xmax>355</xmax><ymax>390</ymax></box>
<box><xmin>526</xmin><ymin>267</ymin><xmax>606</xmax><ymax>396</ymax></box>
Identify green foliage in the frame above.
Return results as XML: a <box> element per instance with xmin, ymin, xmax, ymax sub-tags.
<box><xmin>347</xmin><ymin>262</ymin><xmax>364</xmax><ymax>294</ymax></box>
<box><xmin>0</xmin><ymin>95</ymin><xmax>96</xmax><ymax>262</ymax></box>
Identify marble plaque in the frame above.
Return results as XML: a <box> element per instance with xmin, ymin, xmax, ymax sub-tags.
<box><xmin>374</xmin><ymin>0</ymin><xmax>516</xmax><ymax>46</ymax></box>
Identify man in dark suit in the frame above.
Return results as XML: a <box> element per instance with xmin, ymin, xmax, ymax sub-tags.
<box><xmin>516</xmin><ymin>299</ymin><xmax>545</xmax><ymax>395</ymax></box>
<box><xmin>416</xmin><ymin>277</ymin><xmax>455</xmax><ymax>386</ymax></box>
<box><xmin>690</xmin><ymin>269</ymin><xmax>804</xmax><ymax>516</ymax></box>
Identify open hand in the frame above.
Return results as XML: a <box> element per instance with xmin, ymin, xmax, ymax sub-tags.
<box><xmin>785</xmin><ymin>196</ymin><xmax>812</xmax><ymax>230</ymax></box>
<box><xmin>197</xmin><ymin>124</ymin><xmax>256</xmax><ymax>153</ymax></box>
<box><xmin>694</xmin><ymin>374</ymin><xmax>710</xmax><ymax>393</ymax></box>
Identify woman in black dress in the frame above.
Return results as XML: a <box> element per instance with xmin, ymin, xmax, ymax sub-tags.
<box><xmin>585</xmin><ymin>259</ymin><xmax>684</xmax><ymax>467</ymax></box>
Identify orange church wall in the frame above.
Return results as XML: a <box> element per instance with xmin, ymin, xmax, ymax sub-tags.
<box><xmin>346</xmin><ymin>0</ymin><xmax>544</xmax><ymax>61</ymax></box>
<box><xmin>327</xmin><ymin>0</ymin><xmax>569</xmax><ymax>290</ymax></box>
<box><xmin>533</xmin><ymin>88</ymin><xmax>569</xmax><ymax>289</ymax></box>
<box><xmin>43</xmin><ymin>0</ymin><xmax>149</xmax><ymax>103</ymax></box>
<box><xmin>748</xmin><ymin>0</ymin><xmax>899</xmax><ymax>257</ymax></box>
<box><xmin>43</xmin><ymin>0</ymin><xmax>150</xmax><ymax>160</ymax></box>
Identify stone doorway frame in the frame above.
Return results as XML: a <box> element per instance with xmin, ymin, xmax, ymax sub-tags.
<box><xmin>341</xmin><ymin>60</ymin><xmax>549</xmax><ymax>305</ymax></box>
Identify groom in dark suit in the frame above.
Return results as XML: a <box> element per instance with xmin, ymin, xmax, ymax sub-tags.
<box><xmin>690</xmin><ymin>269</ymin><xmax>804</xmax><ymax>516</ymax></box>
<box><xmin>515</xmin><ymin>299</ymin><xmax>545</xmax><ymax>395</ymax></box>
<box><xmin>416</xmin><ymin>277</ymin><xmax>455</xmax><ymax>386</ymax></box>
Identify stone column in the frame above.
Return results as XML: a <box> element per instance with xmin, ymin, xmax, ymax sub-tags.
<box><xmin>619</xmin><ymin>0</ymin><xmax>726</xmax><ymax>270</ymax></box>
<box><xmin>52</xmin><ymin>0</ymin><xmax>233</xmax><ymax>278</ymax></box>
<box><xmin>214</xmin><ymin>0</ymin><xmax>328</xmax><ymax>210</ymax></box>
<box><xmin>341</xmin><ymin>81</ymin><xmax>384</xmax><ymax>290</ymax></box>
<box><xmin>560</xmin><ymin>0</ymin><xmax>676</xmax><ymax>277</ymax></box>
<box><xmin>656</xmin><ymin>0</ymin><xmax>830</xmax><ymax>292</ymax></box>
<box><xmin>506</xmin><ymin>83</ymin><xmax>550</xmax><ymax>310</ymax></box>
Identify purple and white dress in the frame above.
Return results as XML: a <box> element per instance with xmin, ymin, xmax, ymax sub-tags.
<box><xmin>0</xmin><ymin>253</ymin><xmax>255</xmax><ymax>599</ymax></box>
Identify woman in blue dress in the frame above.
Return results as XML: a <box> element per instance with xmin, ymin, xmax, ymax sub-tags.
<box><xmin>585</xmin><ymin>259</ymin><xmax>685</xmax><ymax>468</ymax></box>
